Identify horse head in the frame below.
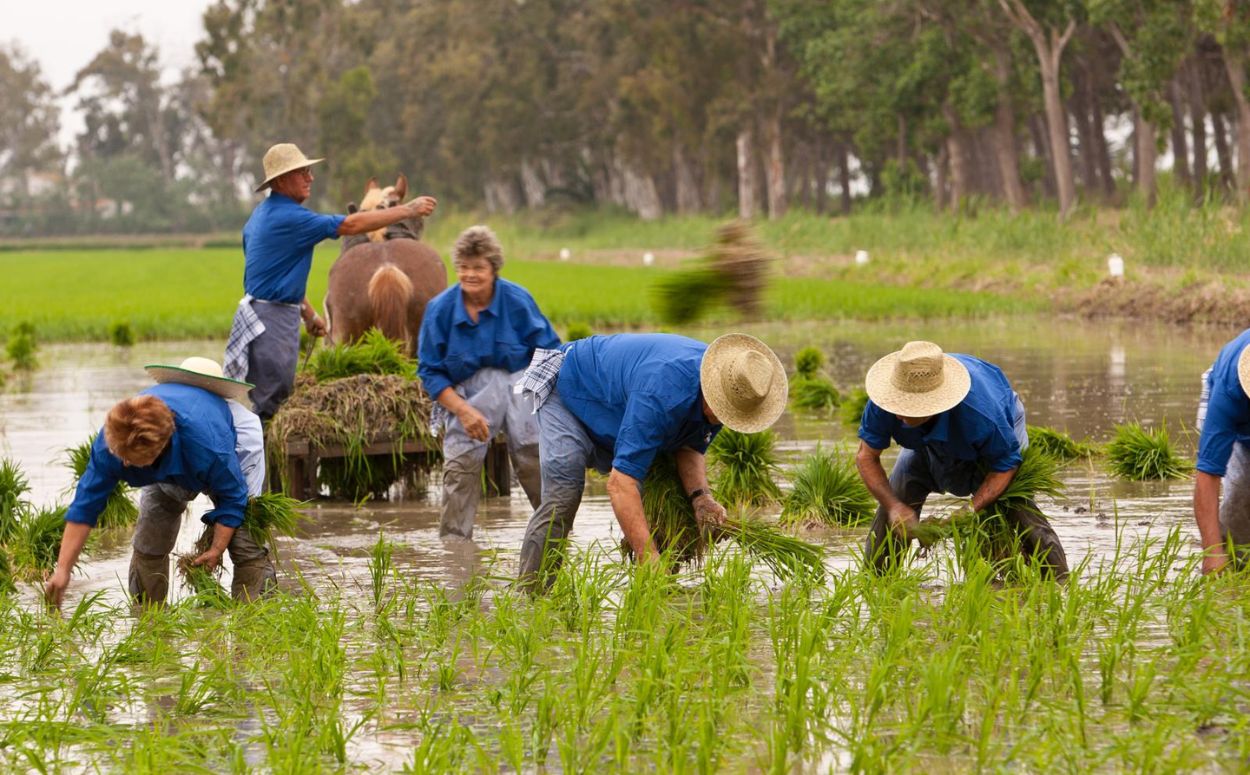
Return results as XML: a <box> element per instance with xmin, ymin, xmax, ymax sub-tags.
<box><xmin>355</xmin><ymin>175</ymin><xmax>423</xmax><ymax>242</ymax></box>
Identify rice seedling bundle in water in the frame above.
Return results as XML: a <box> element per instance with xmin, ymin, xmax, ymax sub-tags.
<box><xmin>6</xmin><ymin>329</ymin><xmax>36</xmax><ymax>370</ymax></box>
<box><xmin>631</xmin><ymin>454</ymin><xmax>824</xmax><ymax>579</ymax></box>
<box><xmin>1027</xmin><ymin>425</ymin><xmax>1097</xmax><ymax>461</ymax></box>
<box><xmin>790</xmin><ymin>377</ymin><xmax>840</xmax><ymax>411</ymax></box>
<box><xmin>8</xmin><ymin>505</ymin><xmax>66</xmax><ymax>581</ymax></box>
<box><xmin>708</xmin><ymin>428</ymin><xmax>783</xmax><ymax>507</ymax></box>
<box><xmin>0</xmin><ymin>457</ymin><xmax>31</xmax><ymax>543</ymax></box>
<box><xmin>780</xmin><ymin>448</ymin><xmax>875</xmax><ymax>527</ymax></box>
<box><xmin>794</xmin><ymin>347</ymin><xmax>825</xmax><ymax>379</ymax></box>
<box><xmin>108</xmin><ymin>320</ymin><xmax>135</xmax><ymax>347</ymax></box>
<box><xmin>303</xmin><ymin>328</ymin><xmax>417</xmax><ymax>382</ymax></box>
<box><xmin>839</xmin><ymin>387</ymin><xmax>870</xmax><ymax>427</ymax></box>
<box><xmin>180</xmin><ymin>493</ymin><xmax>307</xmax><ymax>599</ymax></box>
<box><xmin>63</xmin><ymin>436</ymin><xmax>138</xmax><ymax>529</ymax></box>
<box><xmin>1105</xmin><ymin>422</ymin><xmax>1193</xmax><ymax>481</ymax></box>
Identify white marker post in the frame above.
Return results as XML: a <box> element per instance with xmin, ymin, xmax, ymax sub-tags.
<box><xmin>643</xmin><ymin>251</ymin><xmax>655</xmax><ymax>266</ymax></box>
<box><xmin>1107</xmin><ymin>253</ymin><xmax>1124</xmax><ymax>278</ymax></box>
<box><xmin>559</xmin><ymin>248</ymin><xmax>571</xmax><ymax>261</ymax></box>
<box><xmin>854</xmin><ymin>250</ymin><xmax>870</xmax><ymax>266</ymax></box>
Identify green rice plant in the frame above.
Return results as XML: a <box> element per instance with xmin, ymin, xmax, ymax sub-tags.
<box><xmin>565</xmin><ymin>322</ymin><xmax>593</xmax><ymax>342</ymax></box>
<box><xmin>0</xmin><ymin>549</ymin><xmax>14</xmax><ymax>595</ymax></box>
<box><xmin>176</xmin><ymin>559</ymin><xmax>233</xmax><ymax>609</ymax></box>
<box><xmin>0</xmin><ymin>457</ymin><xmax>31</xmax><ymax>542</ymax></box>
<box><xmin>790</xmin><ymin>376</ymin><xmax>841</xmax><ymax>412</ymax></box>
<box><xmin>708</xmin><ymin>428</ymin><xmax>783</xmax><ymax>507</ymax></box>
<box><xmin>63</xmin><ymin>436</ymin><xmax>138</xmax><ymax>529</ymax></box>
<box><xmin>780</xmin><ymin>448</ymin><xmax>874</xmax><ymax>527</ymax></box>
<box><xmin>107</xmin><ymin>320</ymin><xmax>135</xmax><ymax>347</ymax></box>
<box><xmin>303</xmin><ymin>328</ymin><xmax>416</xmax><ymax>382</ymax></box>
<box><xmin>1105</xmin><ymin>422</ymin><xmax>1193</xmax><ymax>481</ymax></box>
<box><xmin>1027</xmin><ymin>425</ymin><xmax>1097</xmax><ymax>461</ymax></box>
<box><xmin>242</xmin><ymin>493</ymin><xmax>308</xmax><ymax>553</ymax></box>
<box><xmin>369</xmin><ymin>532</ymin><xmax>395</xmax><ymax>611</ymax></box>
<box><xmin>653</xmin><ymin>267</ymin><xmax>730</xmax><ymax>325</ymax></box>
<box><xmin>6</xmin><ymin>325</ymin><xmax>36</xmax><ymax>370</ymax></box>
<box><xmin>8</xmin><ymin>505</ymin><xmax>66</xmax><ymax>581</ymax></box>
<box><xmin>839</xmin><ymin>387</ymin><xmax>870</xmax><ymax>427</ymax></box>
<box><xmin>794</xmin><ymin>346</ymin><xmax>825</xmax><ymax>379</ymax></box>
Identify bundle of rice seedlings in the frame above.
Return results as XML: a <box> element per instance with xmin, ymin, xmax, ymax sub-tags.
<box><xmin>9</xmin><ymin>505</ymin><xmax>66</xmax><ymax>582</ymax></box>
<box><xmin>794</xmin><ymin>347</ymin><xmax>825</xmax><ymax>380</ymax></box>
<box><xmin>839</xmin><ymin>387</ymin><xmax>870</xmax><ymax>427</ymax></box>
<box><xmin>565</xmin><ymin>322</ymin><xmax>593</xmax><ymax>342</ymax></box>
<box><xmin>1106</xmin><ymin>422</ymin><xmax>1193</xmax><ymax>481</ymax></box>
<box><xmin>0</xmin><ymin>550</ymin><xmax>15</xmax><ymax>595</ymax></box>
<box><xmin>653</xmin><ymin>220</ymin><xmax>773</xmax><ymax>325</ymax></box>
<box><xmin>780</xmin><ymin>448</ymin><xmax>875</xmax><ymax>527</ymax></box>
<box><xmin>175</xmin><ymin>556</ymin><xmax>234</xmax><ymax>608</ymax></box>
<box><xmin>654</xmin><ymin>268</ymin><xmax>729</xmax><ymax>325</ymax></box>
<box><xmin>0</xmin><ymin>458</ymin><xmax>31</xmax><ymax>542</ymax></box>
<box><xmin>708</xmin><ymin>428</ymin><xmax>783</xmax><ymax>507</ymax></box>
<box><xmin>239</xmin><ymin>492</ymin><xmax>308</xmax><ymax>554</ymax></box>
<box><xmin>6</xmin><ymin>327</ymin><xmax>36</xmax><ymax>371</ymax></box>
<box><xmin>304</xmin><ymin>328</ymin><xmax>417</xmax><ymax>382</ymax></box>
<box><xmin>1027</xmin><ymin>425</ymin><xmax>1098</xmax><ymax>461</ymax></box>
<box><xmin>790</xmin><ymin>377</ymin><xmax>841</xmax><ymax>412</ymax></box>
<box><xmin>63</xmin><ymin>436</ymin><xmax>138</xmax><ymax>529</ymax></box>
<box><xmin>108</xmin><ymin>321</ymin><xmax>135</xmax><ymax>347</ymax></box>
<box><xmin>628</xmin><ymin>454</ymin><xmax>824</xmax><ymax>579</ymax></box>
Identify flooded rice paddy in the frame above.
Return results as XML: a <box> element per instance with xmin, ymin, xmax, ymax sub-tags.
<box><xmin>1</xmin><ymin>317</ymin><xmax>1247</xmax><ymax>771</ymax></box>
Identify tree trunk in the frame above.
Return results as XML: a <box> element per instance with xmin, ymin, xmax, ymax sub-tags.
<box><xmin>837</xmin><ymin>142</ymin><xmax>853</xmax><ymax>214</ymax></box>
<box><xmin>943</xmin><ymin>107</ymin><xmax>969</xmax><ymax>211</ymax></box>
<box><xmin>736</xmin><ymin>126</ymin><xmax>759</xmax><ymax>219</ymax></box>
<box><xmin>520</xmin><ymin>159</ymin><xmax>546</xmax><ymax>208</ymax></box>
<box><xmin>763</xmin><ymin>109</ymin><xmax>786</xmax><ymax>218</ymax></box>
<box><xmin>1029</xmin><ymin>113</ymin><xmax>1057</xmax><ymax>199</ymax></box>
<box><xmin>1187</xmin><ymin>59</ymin><xmax>1209</xmax><ymax>198</ymax></box>
<box><xmin>1221</xmin><ymin>45</ymin><xmax>1250</xmax><ymax>202</ymax></box>
<box><xmin>620</xmin><ymin>164</ymin><xmax>663</xmax><ymax>220</ymax></box>
<box><xmin>1071</xmin><ymin>66</ymin><xmax>1100</xmax><ymax>193</ymax></box>
<box><xmin>1133</xmin><ymin>109</ymin><xmax>1158</xmax><ymax>206</ymax></box>
<box><xmin>1213</xmin><ymin>111</ymin><xmax>1235</xmax><ymax>192</ymax></box>
<box><xmin>934</xmin><ymin>145</ymin><xmax>949</xmax><ymax>210</ymax></box>
<box><xmin>991</xmin><ymin>47</ymin><xmax>1028</xmax><ymax>209</ymax></box>
<box><xmin>1168</xmin><ymin>78</ymin><xmax>1191</xmax><ymax>186</ymax></box>
<box><xmin>673</xmin><ymin>142</ymin><xmax>702</xmax><ymax>214</ymax></box>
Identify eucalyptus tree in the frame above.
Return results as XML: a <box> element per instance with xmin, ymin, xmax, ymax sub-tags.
<box><xmin>1195</xmin><ymin>0</ymin><xmax>1250</xmax><ymax>200</ymax></box>
<box><xmin>0</xmin><ymin>44</ymin><xmax>62</xmax><ymax>203</ymax></box>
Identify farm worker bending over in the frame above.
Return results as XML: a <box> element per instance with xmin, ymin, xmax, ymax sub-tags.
<box><xmin>44</xmin><ymin>358</ymin><xmax>275</xmax><ymax>608</ymax></box>
<box><xmin>1192</xmin><ymin>327</ymin><xmax>1250</xmax><ymax>574</ymax></box>
<box><xmin>855</xmin><ymin>341</ymin><xmax>1068</xmax><ymax>577</ymax></box>
<box><xmin>418</xmin><ymin>225</ymin><xmax>561</xmax><ymax>538</ymax></box>
<box><xmin>516</xmin><ymin>333</ymin><xmax>789</xmax><ymax>590</ymax></box>
<box><xmin>224</xmin><ymin>142</ymin><xmax>437</xmax><ymax>420</ymax></box>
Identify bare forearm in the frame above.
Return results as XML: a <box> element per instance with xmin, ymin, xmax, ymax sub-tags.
<box><xmin>674</xmin><ymin>447</ymin><xmax>710</xmax><ymax>495</ymax></box>
<box><xmin>607</xmin><ymin>469</ymin><xmax>657</xmax><ymax>561</ymax></box>
<box><xmin>209</xmin><ymin>523</ymin><xmax>237</xmax><ymax>554</ymax></box>
<box><xmin>338</xmin><ymin>205</ymin><xmax>412</xmax><ymax>236</ymax></box>
<box><xmin>54</xmin><ymin>522</ymin><xmax>93</xmax><ymax>575</ymax></box>
<box><xmin>436</xmin><ymin>386</ymin><xmax>470</xmax><ymax>415</ymax></box>
<box><xmin>971</xmin><ymin>467</ymin><xmax>1017</xmax><ymax>512</ymax></box>
<box><xmin>1194</xmin><ymin>472</ymin><xmax>1224</xmax><ymax>550</ymax></box>
<box><xmin>856</xmin><ymin>443</ymin><xmax>900</xmax><ymax>509</ymax></box>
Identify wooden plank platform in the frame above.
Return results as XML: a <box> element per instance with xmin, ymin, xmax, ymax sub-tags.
<box><xmin>278</xmin><ymin>436</ymin><xmax>512</xmax><ymax>500</ymax></box>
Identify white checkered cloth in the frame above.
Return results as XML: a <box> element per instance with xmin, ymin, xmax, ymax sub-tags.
<box><xmin>513</xmin><ymin>347</ymin><xmax>567</xmax><ymax>412</ymax></box>
<box><xmin>223</xmin><ymin>295</ymin><xmax>265</xmax><ymax>380</ymax></box>
<box><xmin>1196</xmin><ymin>367</ymin><xmax>1213</xmax><ymax>434</ymax></box>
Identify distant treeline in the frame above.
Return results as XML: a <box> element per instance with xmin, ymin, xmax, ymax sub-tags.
<box><xmin>3</xmin><ymin>1</ymin><xmax>1250</xmax><ymax>234</ymax></box>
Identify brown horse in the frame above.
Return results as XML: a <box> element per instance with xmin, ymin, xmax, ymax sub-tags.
<box><xmin>324</xmin><ymin>174</ymin><xmax>448</xmax><ymax>354</ymax></box>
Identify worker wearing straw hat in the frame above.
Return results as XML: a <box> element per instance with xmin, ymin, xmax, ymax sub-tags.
<box><xmin>855</xmin><ymin>341</ymin><xmax>1067</xmax><ymax>576</ymax></box>
<box><xmin>44</xmin><ymin>358</ymin><xmax>275</xmax><ymax>608</ymax></box>
<box><xmin>516</xmin><ymin>332</ymin><xmax>789</xmax><ymax>589</ymax></box>
<box><xmin>224</xmin><ymin>142</ymin><xmax>437</xmax><ymax>420</ymax></box>
<box><xmin>1193</xmin><ymin>328</ymin><xmax>1250</xmax><ymax>574</ymax></box>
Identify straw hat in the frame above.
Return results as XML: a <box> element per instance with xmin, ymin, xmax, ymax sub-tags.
<box><xmin>700</xmin><ymin>334</ymin><xmax>788</xmax><ymax>433</ymax></box>
<box><xmin>864</xmin><ymin>341</ymin><xmax>971</xmax><ymax>417</ymax></box>
<box><xmin>145</xmin><ymin>357</ymin><xmax>253</xmax><ymax>403</ymax></box>
<box><xmin>255</xmin><ymin>143</ymin><xmax>324</xmax><ymax>192</ymax></box>
<box><xmin>1239</xmin><ymin>346</ymin><xmax>1250</xmax><ymax>398</ymax></box>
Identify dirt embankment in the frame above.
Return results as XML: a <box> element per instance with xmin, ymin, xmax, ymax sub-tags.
<box><xmin>1072</xmin><ymin>278</ymin><xmax>1250</xmax><ymax>326</ymax></box>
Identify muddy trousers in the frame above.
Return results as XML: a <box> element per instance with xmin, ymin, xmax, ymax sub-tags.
<box><xmin>518</xmin><ymin>390</ymin><xmax>614</xmax><ymax>590</ymax></box>
<box><xmin>439</xmin><ymin>368</ymin><xmax>543</xmax><ymax>538</ymax></box>
<box><xmin>243</xmin><ymin>300</ymin><xmax>301</xmax><ymax>421</ymax></box>
<box><xmin>129</xmin><ymin>483</ymin><xmax>277</xmax><ymax>603</ymax></box>
<box><xmin>864</xmin><ymin>446</ymin><xmax>1069</xmax><ymax>579</ymax></box>
<box><xmin>1216</xmin><ymin>442</ymin><xmax>1250</xmax><ymax>567</ymax></box>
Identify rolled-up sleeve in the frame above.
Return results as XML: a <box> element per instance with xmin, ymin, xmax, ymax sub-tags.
<box><xmin>288</xmin><ymin>208</ymin><xmax>345</xmax><ymax>246</ymax></box>
<box><xmin>63</xmin><ymin>437</ymin><xmax>121</xmax><ymax>528</ymax></box>
<box><xmin>857</xmin><ymin>400</ymin><xmax>895</xmax><ymax>451</ymax></box>
<box><xmin>978</xmin><ymin>423</ymin><xmax>1024</xmax><ymax>472</ymax></box>
<box><xmin>613</xmin><ymin>392</ymin><xmax>681</xmax><ymax>480</ymax></box>
<box><xmin>417</xmin><ymin>303</ymin><xmax>454</xmax><ymax>399</ymax></box>
<box><xmin>201</xmin><ymin>453</ymin><xmax>249</xmax><ymax>528</ymax></box>
<box><xmin>1198</xmin><ymin>383</ymin><xmax>1247</xmax><ymax>476</ymax></box>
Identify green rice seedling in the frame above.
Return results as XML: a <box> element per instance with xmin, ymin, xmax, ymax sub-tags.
<box><xmin>241</xmin><ymin>492</ymin><xmax>307</xmax><ymax>553</ymax></box>
<box><xmin>794</xmin><ymin>346</ymin><xmax>825</xmax><ymax>379</ymax></box>
<box><xmin>1105</xmin><ymin>422</ymin><xmax>1193</xmax><ymax>481</ymax></box>
<box><xmin>0</xmin><ymin>550</ymin><xmax>14</xmax><ymax>595</ymax></box>
<box><xmin>790</xmin><ymin>376</ymin><xmax>841</xmax><ymax>412</ymax></box>
<box><xmin>1027</xmin><ymin>425</ymin><xmax>1097</xmax><ymax>460</ymax></box>
<box><xmin>6</xmin><ymin>327</ymin><xmax>36</xmax><ymax>370</ymax></box>
<box><xmin>780</xmin><ymin>447</ymin><xmax>875</xmax><ymax>527</ymax></box>
<box><xmin>653</xmin><ymin>268</ymin><xmax>729</xmax><ymax>325</ymax></box>
<box><xmin>9</xmin><ymin>505</ymin><xmax>66</xmax><ymax>581</ymax></box>
<box><xmin>304</xmin><ymin>328</ymin><xmax>417</xmax><ymax>382</ymax></box>
<box><xmin>176</xmin><ymin>558</ymin><xmax>233</xmax><ymax>609</ymax></box>
<box><xmin>565</xmin><ymin>321</ymin><xmax>593</xmax><ymax>342</ymax></box>
<box><xmin>839</xmin><ymin>386</ymin><xmax>870</xmax><ymax>427</ymax></box>
<box><xmin>707</xmin><ymin>428</ymin><xmax>783</xmax><ymax>507</ymax></box>
<box><xmin>369</xmin><ymin>532</ymin><xmax>395</xmax><ymax>611</ymax></box>
<box><xmin>63</xmin><ymin>436</ymin><xmax>138</xmax><ymax>529</ymax></box>
<box><xmin>107</xmin><ymin>320</ymin><xmax>134</xmax><ymax>347</ymax></box>
<box><xmin>0</xmin><ymin>457</ymin><xmax>31</xmax><ymax>542</ymax></box>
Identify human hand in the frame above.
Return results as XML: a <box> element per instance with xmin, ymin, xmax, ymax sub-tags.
<box><xmin>887</xmin><ymin>502</ymin><xmax>919</xmax><ymax>540</ymax></box>
<box><xmin>304</xmin><ymin>314</ymin><xmax>327</xmax><ymax>338</ymax></box>
<box><xmin>1201</xmin><ymin>545</ymin><xmax>1230</xmax><ymax>576</ymax></box>
<box><xmin>458</xmin><ymin>405</ymin><xmax>490</xmax><ymax>441</ymax></box>
<box><xmin>191</xmin><ymin>548</ymin><xmax>224</xmax><ymax>572</ymax></box>
<box><xmin>693</xmin><ymin>494</ymin><xmax>727</xmax><ymax>529</ymax></box>
<box><xmin>408</xmin><ymin>196</ymin><xmax>437</xmax><ymax>217</ymax></box>
<box><xmin>44</xmin><ymin>567</ymin><xmax>71</xmax><ymax>609</ymax></box>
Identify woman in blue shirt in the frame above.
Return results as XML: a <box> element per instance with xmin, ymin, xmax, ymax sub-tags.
<box><xmin>417</xmin><ymin>226</ymin><xmax>560</xmax><ymax>538</ymax></box>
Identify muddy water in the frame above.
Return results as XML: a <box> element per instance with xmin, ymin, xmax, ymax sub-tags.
<box><xmin>0</xmin><ymin>317</ymin><xmax>1232</xmax><ymax>608</ymax></box>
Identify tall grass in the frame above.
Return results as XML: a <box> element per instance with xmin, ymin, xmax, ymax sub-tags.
<box><xmin>780</xmin><ymin>448</ymin><xmax>875</xmax><ymax>527</ymax></box>
<box><xmin>1105</xmin><ymin>422</ymin><xmax>1193</xmax><ymax>481</ymax></box>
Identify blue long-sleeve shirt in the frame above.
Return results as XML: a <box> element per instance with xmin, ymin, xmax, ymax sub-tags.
<box><xmin>1196</xmin><ymin>328</ymin><xmax>1250</xmax><ymax>476</ymax></box>
<box><xmin>417</xmin><ymin>277</ymin><xmax>560</xmax><ymax>399</ymax></box>
<box><xmin>556</xmin><ymin>334</ymin><xmax>722</xmax><ymax>480</ymax></box>
<box><xmin>858</xmin><ymin>354</ymin><xmax>1024</xmax><ymax>472</ymax></box>
<box><xmin>242</xmin><ymin>192</ymin><xmax>345</xmax><ymax>303</ymax></box>
<box><xmin>65</xmin><ymin>383</ymin><xmax>250</xmax><ymax>529</ymax></box>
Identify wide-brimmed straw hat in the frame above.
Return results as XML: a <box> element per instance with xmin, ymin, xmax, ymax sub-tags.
<box><xmin>864</xmin><ymin>341</ymin><xmax>971</xmax><ymax>417</ymax></box>
<box><xmin>145</xmin><ymin>357</ymin><xmax>253</xmax><ymax>403</ymax></box>
<box><xmin>1239</xmin><ymin>346</ymin><xmax>1250</xmax><ymax>398</ymax></box>
<box><xmin>255</xmin><ymin>143</ymin><xmax>324</xmax><ymax>192</ymax></box>
<box><xmin>700</xmin><ymin>334</ymin><xmax>788</xmax><ymax>433</ymax></box>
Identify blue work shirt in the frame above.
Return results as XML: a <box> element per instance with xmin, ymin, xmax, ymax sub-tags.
<box><xmin>858</xmin><ymin>354</ymin><xmax>1024</xmax><ymax>472</ymax></box>
<box><xmin>242</xmin><ymin>192</ymin><xmax>345</xmax><ymax>303</ymax></box>
<box><xmin>65</xmin><ymin>383</ymin><xmax>250</xmax><ymax>529</ymax></box>
<box><xmin>556</xmin><ymin>334</ymin><xmax>721</xmax><ymax>480</ymax></box>
<box><xmin>1196</xmin><ymin>328</ymin><xmax>1250</xmax><ymax>476</ymax></box>
<box><xmin>418</xmin><ymin>278</ymin><xmax>561</xmax><ymax>399</ymax></box>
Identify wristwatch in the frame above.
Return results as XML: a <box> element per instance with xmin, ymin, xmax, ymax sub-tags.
<box><xmin>686</xmin><ymin>487</ymin><xmax>710</xmax><ymax>504</ymax></box>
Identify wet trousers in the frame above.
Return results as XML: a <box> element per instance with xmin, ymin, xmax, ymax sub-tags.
<box><xmin>129</xmin><ymin>483</ymin><xmax>277</xmax><ymax>603</ymax></box>
<box><xmin>244</xmin><ymin>300</ymin><xmax>301</xmax><ymax>420</ymax></box>
<box><xmin>1217</xmin><ymin>442</ymin><xmax>1250</xmax><ymax>566</ymax></box>
<box><xmin>439</xmin><ymin>368</ymin><xmax>542</xmax><ymax>538</ymax></box>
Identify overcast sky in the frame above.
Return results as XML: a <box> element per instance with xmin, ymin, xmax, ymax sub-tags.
<box><xmin>8</xmin><ymin>0</ymin><xmax>213</xmax><ymax>146</ymax></box>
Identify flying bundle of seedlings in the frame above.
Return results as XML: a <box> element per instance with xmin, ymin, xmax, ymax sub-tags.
<box><xmin>627</xmin><ymin>454</ymin><xmax>824</xmax><ymax>579</ymax></box>
<box><xmin>303</xmin><ymin>328</ymin><xmax>416</xmax><ymax>382</ymax></box>
<box><xmin>654</xmin><ymin>220</ymin><xmax>772</xmax><ymax>325</ymax></box>
<box><xmin>907</xmin><ymin>445</ymin><xmax>1064</xmax><ymax>549</ymax></box>
<box><xmin>708</xmin><ymin>428</ymin><xmax>784</xmax><ymax>507</ymax></box>
<box><xmin>1105</xmin><ymin>422</ymin><xmax>1193</xmax><ymax>481</ymax></box>
<box><xmin>63</xmin><ymin>435</ymin><xmax>138</xmax><ymax>529</ymax></box>
<box><xmin>780</xmin><ymin>447</ymin><xmax>875</xmax><ymax>527</ymax></box>
<box><xmin>839</xmin><ymin>387</ymin><xmax>870</xmax><ymax>427</ymax></box>
<box><xmin>1027</xmin><ymin>425</ymin><xmax>1098</xmax><ymax>461</ymax></box>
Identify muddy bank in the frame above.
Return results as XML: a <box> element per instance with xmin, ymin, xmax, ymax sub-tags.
<box><xmin>1073</xmin><ymin>277</ymin><xmax>1250</xmax><ymax>326</ymax></box>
